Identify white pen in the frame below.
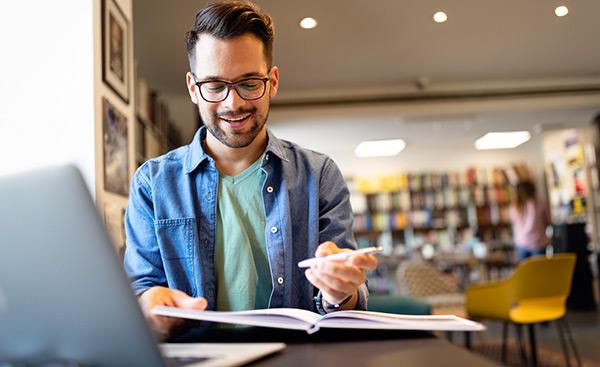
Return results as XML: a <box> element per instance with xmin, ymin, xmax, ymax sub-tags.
<box><xmin>297</xmin><ymin>246</ymin><xmax>383</xmax><ymax>268</ymax></box>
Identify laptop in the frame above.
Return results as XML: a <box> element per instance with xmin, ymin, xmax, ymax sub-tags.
<box><xmin>0</xmin><ymin>165</ymin><xmax>284</xmax><ymax>366</ymax></box>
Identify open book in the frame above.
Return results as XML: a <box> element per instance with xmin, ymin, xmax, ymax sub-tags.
<box><xmin>153</xmin><ymin>306</ymin><xmax>484</xmax><ymax>334</ymax></box>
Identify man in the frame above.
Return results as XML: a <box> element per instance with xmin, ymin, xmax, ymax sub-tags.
<box><xmin>124</xmin><ymin>1</ymin><xmax>377</xmax><ymax>340</ymax></box>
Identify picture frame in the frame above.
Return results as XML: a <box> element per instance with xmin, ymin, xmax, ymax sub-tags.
<box><xmin>102</xmin><ymin>98</ymin><xmax>130</xmax><ymax>197</ymax></box>
<box><xmin>102</xmin><ymin>0</ymin><xmax>130</xmax><ymax>104</ymax></box>
<box><xmin>103</xmin><ymin>202</ymin><xmax>127</xmax><ymax>260</ymax></box>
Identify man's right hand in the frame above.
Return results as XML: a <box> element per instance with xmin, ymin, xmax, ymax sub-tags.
<box><xmin>139</xmin><ymin>286</ymin><xmax>207</xmax><ymax>341</ymax></box>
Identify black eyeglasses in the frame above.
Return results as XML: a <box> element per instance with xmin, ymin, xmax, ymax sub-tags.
<box><xmin>193</xmin><ymin>74</ymin><xmax>270</xmax><ymax>103</ymax></box>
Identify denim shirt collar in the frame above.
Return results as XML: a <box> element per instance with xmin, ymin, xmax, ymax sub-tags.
<box><xmin>184</xmin><ymin>126</ymin><xmax>289</xmax><ymax>174</ymax></box>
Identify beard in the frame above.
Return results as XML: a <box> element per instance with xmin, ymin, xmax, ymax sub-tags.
<box><xmin>200</xmin><ymin>104</ymin><xmax>270</xmax><ymax>149</ymax></box>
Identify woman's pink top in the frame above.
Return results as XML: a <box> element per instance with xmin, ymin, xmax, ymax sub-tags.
<box><xmin>509</xmin><ymin>199</ymin><xmax>551</xmax><ymax>249</ymax></box>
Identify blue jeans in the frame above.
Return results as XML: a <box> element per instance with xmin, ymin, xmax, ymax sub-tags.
<box><xmin>516</xmin><ymin>247</ymin><xmax>546</xmax><ymax>262</ymax></box>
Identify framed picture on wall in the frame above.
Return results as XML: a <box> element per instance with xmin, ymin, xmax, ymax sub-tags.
<box><xmin>102</xmin><ymin>98</ymin><xmax>129</xmax><ymax>197</ymax></box>
<box><xmin>102</xmin><ymin>0</ymin><xmax>130</xmax><ymax>103</ymax></box>
<box><xmin>103</xmin><ymin>202</ymin><xmax>127</xmax><ymax>260</ymax></box>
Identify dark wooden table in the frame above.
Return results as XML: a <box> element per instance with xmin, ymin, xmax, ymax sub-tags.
<box><xmin>174</xmin><ymin>326</ymin><xmax>501</xmax><ymax>366</ymax></box>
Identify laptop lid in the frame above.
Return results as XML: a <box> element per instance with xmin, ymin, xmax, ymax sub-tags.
<box><xmin>0</xmin><ymin>165</ymin><xmax>165</xmax><ymax>366</ymax></box>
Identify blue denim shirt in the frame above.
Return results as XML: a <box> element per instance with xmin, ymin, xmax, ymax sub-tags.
<box><xmin>124</xmin><ymin>127</ymin><xmax>368</xmax><ymax>312</ymax></box>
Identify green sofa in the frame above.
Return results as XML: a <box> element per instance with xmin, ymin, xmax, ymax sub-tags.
<box><xmin>368</xmin><ymin>294</ymin><xmax>432</xmax><ymax>315</ymax></box>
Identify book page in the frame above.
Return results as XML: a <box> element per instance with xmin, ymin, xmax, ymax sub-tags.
<box><xmin>153</xmin><ymin>307</ymin><xmax>322</xmax><ymax>331</ymax></box>
<box><xmin>319</xmin><ymin>310</ymin><xmax>484</xmax><ymax>331</ymax></box>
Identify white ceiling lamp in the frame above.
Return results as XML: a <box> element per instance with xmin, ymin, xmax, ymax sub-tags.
<box><xmin>474</xmin><ymin>131</ymin><xmax>531</xmax><ymax>150</ymax></box>
<box><xmin>433</xmin><ymin>11</ymin><xmax>448</xmax><ymax>23</ymax></box>
<box><xmin>555</xmin><ymin>5</ymin><xmax>569</xmax><ymax>17</ymax></box>
<box><xmin>299</xmin><ymin>17</ymin><xmax>318</xmax><ymax>29</ymax></box>
<box><xmin>355</xmin><ymin>139</ymin><xmax>406</xmax><ymax>158</ymax></box>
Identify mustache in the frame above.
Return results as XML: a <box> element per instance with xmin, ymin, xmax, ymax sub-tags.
<box><xmin>215</xmin><ymin>107</ymin><xmax>256</xmax><ymax>118</ymax></box>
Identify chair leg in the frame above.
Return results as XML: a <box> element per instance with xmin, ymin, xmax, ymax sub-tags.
<box><xmin>556</xmin><ymin>319</ymin><xmax>572</xmax><ymax>367</ymax></box>
<box><xmin>516</xmin><ymin>324</ymin><xmax>529</xmax><ymax>366</ymax></box>
<box><xmin>561</xmin><ymin>317</ymin><xmax>582</xmax><ymax>367</ymax></box>
<box><xmin>528</xmin><ymin>324</ymin><xmax>538</xmax><ymax>367</ymax></box>
<box><xmin>464</xmin><ymin>331</ymin><xmax>472</xmax><ymax>350</ymax></box>
<box><xmin>501</xmin><ymin>322</ymin><xmax>508</xmax><ymax>365</ymax></box>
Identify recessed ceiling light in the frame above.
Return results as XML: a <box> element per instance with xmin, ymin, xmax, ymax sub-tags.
<box><xmin>474</xmin><ymin>131</ymin><xmax>531</xmax><ymax>150</ymax></box>
<box><xmin>433</xmin><ymin>11</ymin><xmax>448</xmax><ymax>23</ymax></box>
<box><xmin>555</xmin><ymin>5</ymin><xmax>569</xmax><ymax>17</ymax></box>
<box><xmin>299</xmin><ymin>17</ymin><xmax>317</xmax><ymax>29</ymax></box>
<box><xmin>355</xmin><ymin>139</ymin><xmax>406</xmax><ymax>158</ymax></box>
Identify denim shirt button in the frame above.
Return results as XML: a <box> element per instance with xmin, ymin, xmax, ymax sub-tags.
<box><xmin>270</xmin><ymin>226</ymin><xmax>278</xmax><ymax>234</ymax></box>
<box><xmin>266</xmin><ymin>186</ymin><xmax>274</xmax><ymax>193</ymax></box>
<box><xmin>277</xmin><ymin>276</ymin><xmax>284</xmax><ymax>285</ymax></box>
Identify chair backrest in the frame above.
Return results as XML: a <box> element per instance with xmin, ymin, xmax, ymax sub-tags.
<box><xmin>396</xmin><ymin>260</ymin><xmax>458</xmax><ymax>298</ymax></box>
<box><xmin>511</xmin><ymin>253</ymin><xmax>576</xmax><ymax>302</ymax></box>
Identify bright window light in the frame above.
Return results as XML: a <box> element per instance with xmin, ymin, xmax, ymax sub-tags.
<box><xmin>355</xmin><ymin>139</ymin><xmax>406</xmax><ymax>158</ymax></box>
<box><xmin>474</xmin><ymin>131</ymin><xmax>531</xmax><ymax>150</ymax></box>
<box><xmin>555</xmin><ymin>6</ymin><xmax>569</xmax><ymax>17</ymax></box>
<box><xmin>433</xmin><ymin>11</ymin><xmax>448</xmax><ymax>23</ymax></box>
<box><xmin>299</xmin><ymin>17</ymin><xmax>318</xmax><ymax>29</ymax></box>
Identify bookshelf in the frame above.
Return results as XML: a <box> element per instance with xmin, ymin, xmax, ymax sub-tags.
<box><xmin>349</xmin><ymin>165</ymin><xmax>530</xmax><ymax>253</ymax></box>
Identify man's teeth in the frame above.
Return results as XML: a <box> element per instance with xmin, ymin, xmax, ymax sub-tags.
<box><xmin>221</xmin><ymin>113</ymin><xmax>251</xmax><ymax>122</ymax></box>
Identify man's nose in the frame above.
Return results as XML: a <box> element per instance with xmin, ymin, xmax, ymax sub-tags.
<box><xmin>221</xmin><ymin>86</ymin><xmax>246</xmax><ymax>111</ymax></box>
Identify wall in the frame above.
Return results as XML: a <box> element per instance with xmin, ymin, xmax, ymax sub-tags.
<box><xmin>94</xmin><ymin>0</ymin><xmax>134</xmax><ymax>211</ymax></box>
<box><xmin>163</xmin><ymin>94</ymin><xmax>199</xmax><ymax>144</ymax></box>
<box><xmin>0</xmin><ymin>1</ymin><xmax>95</xmax><ymax>192</ymax></box>
<box><xmin>269</xmin><ymin>96</ymin><xmax>599</xmax><ymax>190</ymax></box>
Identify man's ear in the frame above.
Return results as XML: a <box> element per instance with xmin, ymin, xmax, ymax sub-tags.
<box><xmin>268</xmin><ymin>66</ymin><xmax>279</xmax><ymax>98</ymax></box>
<box><xmin>186</xmin><ymin>72</ymin><xmax>198</xmax><ymax>104</ymax></box>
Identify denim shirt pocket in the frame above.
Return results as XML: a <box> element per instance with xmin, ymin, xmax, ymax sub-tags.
<box><xmin>154</xmin><ymin>218</ymin><xmax>196</xmax><ymax>295</ymax></box>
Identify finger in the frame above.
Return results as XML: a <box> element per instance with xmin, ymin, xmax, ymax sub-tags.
<box><xmin>315</xmin><ymin>241</ymin><xmax>342</xmax><ymax>257</ymax></box>
<box><xmin>316</xmin><ymin>261</ymin><xmax>366</xmax><ymax>285</ymax></box>
<box><xmin>304</xmin><ymin>269</ymin><xmax>348</xmax><ymax>300</ymax></box>
<box><xmin>169</xmin><ymin>289</ymin><xmax>207</xmax><ymax>310</ymax></box>
<box><xmin>309</xmin><ymin>267</ymin><xmax>357</xmax><ymax>295</ymax></box>
<box><xmin>349</xmin><ymin>254</ymin><xmax>378</xmax><ymax>270</ymax></box>
<box><xmin>177</xmin><ymin>296</ymin><xmax>208</xmax><ymax>310</ymax></box>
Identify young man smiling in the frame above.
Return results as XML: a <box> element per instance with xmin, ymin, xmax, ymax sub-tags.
<box><xmin>124</xmin><ymin>1</ymin><xmax>377</xmax><ymax>340</ymax></box>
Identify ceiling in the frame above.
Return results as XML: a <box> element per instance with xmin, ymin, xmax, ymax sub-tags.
<box><xmin>133</xmin><ymin>0</ymin><xmax>600</xmax><ymax>103</ymax></box>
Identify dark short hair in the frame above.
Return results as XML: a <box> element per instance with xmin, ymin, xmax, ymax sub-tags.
<box><xmin>185</xmin><ymin>1</ymin><xmax>275</xmax><ymax>70</ymax></box>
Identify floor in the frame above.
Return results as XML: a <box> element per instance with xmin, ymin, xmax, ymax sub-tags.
<box><xmin>467</xmin><ymin>308</ymin><xmax>600</xmax><ymax>365</ymax></box>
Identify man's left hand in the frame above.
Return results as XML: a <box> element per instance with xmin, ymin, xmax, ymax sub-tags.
<box><xmin>304</xmin><ymin>241</ymin><xmax>378</xmax><ymax>309</ymax></box>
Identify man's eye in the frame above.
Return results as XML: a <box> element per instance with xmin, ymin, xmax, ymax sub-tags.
<box><xmin>239</xmin><ymin>81</ymin><xmax>261</xmax><ymax>90</ymax></box>
<box><xmin>204</xmin><ymin>83</ymin><xmax>226</xmax><ymax>93</ymax></box>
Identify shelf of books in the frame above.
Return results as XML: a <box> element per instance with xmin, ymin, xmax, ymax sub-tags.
<box><xmin>348</xmin><ymin>165</ymin><xmax>534</xmax><ymax>253</ymax></box>
<box><xmin>349</xmin><ymin>165</ymin><xmax>531</xmax><ymax>294</ymax></box>
<box><xmin>544</xmin><ymin>128</ymin><xmax>600</xmax><ymax>251</ymax></box>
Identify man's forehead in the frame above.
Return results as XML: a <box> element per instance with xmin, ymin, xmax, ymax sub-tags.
<box><xmin>192</xmin><ymin>33</ymin><xmax>268</xmax><ymax>79</ymax></box>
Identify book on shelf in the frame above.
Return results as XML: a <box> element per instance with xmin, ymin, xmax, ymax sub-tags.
<box><xmin>153</xmin><ymin>306</ymin><xmax>485</xmax><ymax>335</ymax></box>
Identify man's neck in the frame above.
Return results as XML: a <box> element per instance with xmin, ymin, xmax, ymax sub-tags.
<box><xmin>204</xmin><ymin>129</ymin><xmax>267</xmax><ymax>176</ymax></box>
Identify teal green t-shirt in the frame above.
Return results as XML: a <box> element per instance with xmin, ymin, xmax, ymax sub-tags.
<box><xmin>215</xmin><ymin>157</ymin><xmax>272</xmax><ymax>311</ymax></box>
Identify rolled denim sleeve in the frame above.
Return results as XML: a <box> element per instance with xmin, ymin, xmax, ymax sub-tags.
<box><xmin>318</xmin><ymin>158</ymin><xmax>369</xmax><ymax>311</ymax></box>
<box><xmin>123</xmin><ymin>164</ymin><xmax>166</xmax><ymax>296</ymax></box>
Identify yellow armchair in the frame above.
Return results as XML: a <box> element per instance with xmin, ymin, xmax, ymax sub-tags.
<box><xmin>466</xmin><ymin>254</ymin><xmax>580</xmax><ymax>367</ymax></box>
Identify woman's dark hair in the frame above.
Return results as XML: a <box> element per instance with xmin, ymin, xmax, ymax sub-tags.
<box><xmin>185</xmin><ymin>1</ymin><xmax>275</xmax><ymax>69</ymax></box>
<box><xmin>514</xmin><ymin>180</ymin><xmax>536</xmax><ymax>213</ymax></box>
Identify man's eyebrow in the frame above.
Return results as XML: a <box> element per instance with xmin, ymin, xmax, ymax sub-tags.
<box><xmin>199</xmin><ymin>72</ymin><xmax>266</xmax><ymax>82</ymax></box>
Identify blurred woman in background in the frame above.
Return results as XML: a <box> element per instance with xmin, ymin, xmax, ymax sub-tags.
<box><xmin>509</xmin><ymin>181</ymin><xmax>551</xmax><ymax>262</ymax></box>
